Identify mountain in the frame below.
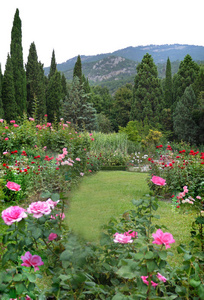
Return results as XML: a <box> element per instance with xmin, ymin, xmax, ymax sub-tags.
<box><xmin>44</xmin><ymin>44</ymin><xmax>204</xmax><ymax>93</ymax></box>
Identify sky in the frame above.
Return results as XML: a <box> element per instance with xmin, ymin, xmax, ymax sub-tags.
<box><xmin>0</xmin><ymin>0</ymin><xmax>203</xmax><ymax>72</ymax></box>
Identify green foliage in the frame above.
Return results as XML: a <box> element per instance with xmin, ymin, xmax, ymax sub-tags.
<box><xmin>0</xmin><ymin>64</ymin><xmax>4</xmax><ymax>118</ymax></box>
<box><xmin>48</xmin><ymin>49</ymin><xmax>57</xmax><ymax>80</ymax></box>
<box><xmin>10</xmin><ymin>8</ymin><xmax>27</xmax><ymax>116</ymax></box>
<box><xmin>164</xmin><ymin>57</ymin><xmax>173</xmax><ymax>108</ymax></box>
<box><xmin>73</xmin><ymin>55</ymin><xmax>82</xmax><ymax>83</ymax></box>
<box><xmin>46</xmin><ymin>71</ymin><xmax>62</xmax><ymax>122</ymax></box>
<box><xmin>96</xmin><ymin>113</ymin><xmax>113</xmax><ymax>133</ymax></box>
<box><xmin>2</xmin><ymin>55</ymin><xmax>18</xmax><ymax>121</ymax></box>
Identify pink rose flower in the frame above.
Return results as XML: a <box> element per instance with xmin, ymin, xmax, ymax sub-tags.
<box><xmin>2</xmin><ymin>206</ymin><xmax>27</xmax><ymax>225</ymax></box>
<box><xmin>151</xmin><ymin>176</ymin><xmax>166</xmax><ymax>186</ymax></box>
<box><xmin>124</xmin><ymin>230</ymin><xmax>138</xmax><ymax>238</ymax></box>
<box><xmin>196</xmin><ymin>196</ymin><xmax>201</xmax><ymax>199</ymax></box>
<box><xmin>6</xmin><ymin>181</ymin><xmax>21</xmax><ymax>191</ymax></box>
<box><xmin>141</xmin><ymin>276</ymin><xmax>158</xmax><ymax>287</ymax></box>
<box><xmin>157</xmin><ymin>272</ymin><xmax>167</xmax><ymax>282</ymax></box>
<box><xmin>27</xmin><ymin>201</ymin><xmax>51</xmax><ymax>218</ymax></box>
<box><xmin>48</xmin><ymin>233</ymin><xmax>58</xmax><ymax>241</ymax></box>
<box><xmin>10</xmin><ymin>120</ymin><xmax>15</xmax><ymax>123</ymax></box>
<box><xmin>5</xmin><ymin>137</ymin><xmax>9</xmax><ymax>141</ymax></box>
<box><xmin>75</xmin><ymin>157</ymin><xmax>81</xmax><ymax>161</ymax></box>
<box><xmin>113</xmin><ymin>232</ymin><xmax>133</xmax><ymax>244</ymax></box>
<box><xmin>152</xmin><ymin>229</ymin><xmax>175</xmax><ymax>249</ymax></box>
<box><xmin>29</xmin><ymin>117</ymin><xmax>35</xmax><ymax>121</ymax></box>
<box><xmin>80</xmin><ymin>172</ymin><xmax>84</xmax><ymax>176</ymax></box>
<box><xmin>5</xmin><ymin>126</ymin><xmax>8</xmax><ymax>129</ymax></box>
<box><xmin>21</xmin><ymin>251</ymin><xmax>44</xmax><ymax>271</ymax></box>
<box><xmin>0</xmin><ymin>119</ymin><xmax>3</xmax><ymax>122</ymax></box>
<box><xmin>46</xmin><ymin>198</ymin><xmax>60</xmax><ymax>209</ymax></box>
<box><xmin>13</xmin><ymin>124</ymin><xmax>19</xmax><ymax>127</ymax></box>
<box><xmin>3</xmin><ymin>151</ymin><xmax>8</xmax><ymax>154</ymax></box>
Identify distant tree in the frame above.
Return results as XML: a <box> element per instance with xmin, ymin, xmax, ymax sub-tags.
<box><xmin>26</xmin><ymin>42</ymin><xmax>46</xmax><ymax>119</ymax></box>
<box><xmin>112</xmin><ymin>83</ymin><xmax>133</xmax><ymax>129</ymax></box>
<box><xmin>48</xmin><ymin>49</ymin><xmax>57</xmax><ymax>80</ymax></box>
<box><xmin>61</xmin><ymin>77</ymin><xmax>97</xmax><ymax>131</ymax></box>
<box><xmin>10</xmin><ymin>8</ymin><xmax>27</xmax><ymax>116</ymax></box>
<box><xmin>173</xmin><ymin>85</ymin><xmax>198</xmax><ymax>144</ymax></box>
<box><xmin>96</xmin><ymin>113</ymin><xmax>113</xmax><ymax>133</ymax></box>
<box><xmin>192</xmin><ymin>66</ymin><xmax>204</xmax><ymax>98</ymax></box>
<box><xmin>73</xmin><ymin>55</ymin><xmax>82</xmax><ymax>83</ymax></box>
<box><xmin>46</xmin><ymin>71</ymin><xmax>62</xmax><ymax>123</ymax></box>
<box><xmin>0</xmin><ymin>64</ymin><xmax>4</xmax><ymax>117</ymax></box>
<box><xmin>91</xmin><ymin>86</ymin><xmax>113</xmax><ymax>116</ymax></box>
<box><xmin>172</xmin><ymin>54</ymin><xmax>199</xmax><ymax>106</ymax></box>
<box><xmin>2</xmin><ymin>55</ymin><xmax>17</xmax><ymax>121</ymax></box>
<box><xmin>82</xmin><ymin>74</ymin><xmax>91</xmax><ymax>94</ymax></box>
<box><xmin>164</xmin><ymin>57</ymin><xmax>173</xmax><ymax>108</ymax></box>
<box><xmin>131</xmin><ymin>53</ymin><xmax>164</xmax><ymax>127</ymax></box>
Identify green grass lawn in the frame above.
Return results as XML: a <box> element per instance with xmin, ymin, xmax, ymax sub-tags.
<box><xmin>66</xmin><ymin>171</ymin><xmax>196</xmax><ymax>266</ymax></box>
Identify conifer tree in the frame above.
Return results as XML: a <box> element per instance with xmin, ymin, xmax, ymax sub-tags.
<box><xmin>73</xmin><ymin>55</ymin><xmax>82</xmax><ymax>83</ymax></box>
<box><xmin>131</xmin><ymin>53</ymin><xmax>164</xmax><ymax>127</ymax></box>
<box><xmin>2</xmin><ymin>55</ymin><xmax>17</xmax><ymax>121</ymax></box>
<box><xmin>46</xmin><ymin>71</ymin><xmax>62</xmax><ymax>122</ymax></box>
<box><xmin>173</xmin><ymin>85</ymin><xmax>198</xmax><ymax>143</ymax></box>
<box><xmin>26</xmin><ymin>42</ymin><xmax>46</xmax><ymax>120</ymax></box>
<box><xmin>164</xmin><ymin>57</ymin><xmax>173</xmax><ymax>107</ymax></box>
<box><xmin>48</xmin><ymin>49</ymin><xmax>57</xmax><ymax>80</ymax></box>
<box><xmin>0</xmin><ymin>64</ymin><xmax>4</xmax><ymax>117</ymax></box>
<box><xmin>10</xmin><ymin>8</ymin><xmax>27</xmax><ymax>116</ymax></box>
<box><xmin>61</xmin><ymin>73</ymin><xmax>67</xmax><ymax>100</ymax></box>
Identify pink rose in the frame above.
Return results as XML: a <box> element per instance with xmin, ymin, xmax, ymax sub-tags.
<box><xmin>13</xmin><ymin>124</ymin><xmax>19</xmax><ymax>128</ymax></box>
<box><xmin>113</xmin><ymin>232</ymin><xmax>133</xmax><ymax>244</ymax></box>
<box><xmin>6</xmin><ymin>181</ymin><xmax>21</xmax><ymax>191</ymax></box>
<box><xmin>5</xmin><ymin>126</ymin><xmax>8</xmax><ymax>129</ymax></box>
<box><xmin>46</xmin><ymin>198</ymin><xmax>60</xmax><ymax>209</ymax></box>
<box><xmin>29</xmin><ymin>117</ymin><xmax>35</xmax><ymax>121</ymax></box>
<box><xmin>151</xmin><ymin>176</ymin><xmax>166</xmax><ymax>186</ymax></box>
<box><xmin>157</xmin><ymin>272</ymin><xmax>167</xmax><ymax>282</ymax></box>
<box><xmin>5</xmin><ymin>137</ymin><xmax>9</xmax><ymax>141</ymax></box>
<box><xmin>27</xmin><ymin>201</ymin><xmax>51</xmax><ymax>218</ymax></box>
<box><xmin>2</xmin><ymin>206</ymin><xmax>27</xmax><ymax>225</ymax></box>
<box><xmin>21</xmin><ymin>251</ymin><xmax>44</xmax><ymax>271</ymax></box>
<box><xmin>10</xmin><ymin>120</ymin><xmax>15</xmax><ymax>123</ymax></box>
<box><xmin>152</xmin><ymin>229</ymin><xmax>175</xmax><ymax>249</ymax></box>
<box><xmin>80</xmin><ymin>172</ymin><xmax>84</xmax><ymax>176</ymax></box>
<box><xmin>48</xmin><ymin>233</ymin><xmax>58</xmax><ymax>241</ymax></box>
<box><xmin>141</xmin><ymin>276</ymin><xmax>158</xmax><ymax>287</ymax></box>
<box><xmin>0</xmin><ymin>119</ymin><xmax>3</xmax><ymax>122</ymax></box>
<box><xmin>75</xmin><ymin>158</ymin><xmax>81</xmax><ymax>161</ymax></box>
<box><xmin>124</xmin><ymin>230</ymin><xmax>138</xmax><ymax>238</ymax></box>
<box><xmin>196</xmin><ymin>196</ymin><xmax>201</xmax><ymax>200</ymax></box>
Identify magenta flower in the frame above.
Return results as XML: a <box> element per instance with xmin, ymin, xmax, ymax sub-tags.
<box><xmin>141</xmin><ymin>276</ymin><xmax>158</xmax><ymax>287</ymax></box>
<box><xmin>2</xmin><ymin>206</ymin><xmax>27</xmax><ymax>225</ymax></box>
<box><xmin>151</xmin><ymin>176</ymin><xmax>166</xmax><ymax>186</ymax></box>
<box><xmin>157</xmin><ymin>272</ymin><xmax>167</xmax><ymax>282</ymax></box>
<box><xmin>6</xmin><ymin>181</ymin><xmax>21</xmax><ymax>191</ymax></box>
<box><xmin>27</xmin><ymin>201</ymin><xmax>51</xmax><ymax>218</ymax></box>
<box><xmin>21</xmin><ymin>251</ymin><xmax>44</xmax><ymax>271</ymax></box>
<box><xmin>5</xmin><ymin>137</ymin><xmax>9</xmax><ymax>141</ymax></box>
<box><xmin>10</xmin><ymin>120</ymin><xmax>15</xmax><ymax>123</ymax></box>
<box><xmin>113</xmin><ymin>232</ymin><xmax>133</xmax><ymax>244</ymax></box>
<box><xmin>48</xmin><ymin>233</ymin><xmax>58</xmax><ymax>241</ymax></box>
<box><xmin>152</xmin><ymin>229</ymin><xmax>175</xmax><ymax>249</ymax></box>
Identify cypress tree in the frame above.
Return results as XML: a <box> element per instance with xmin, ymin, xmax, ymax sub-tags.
<box><xmin>2</xmin><ymin>55</ymin><xmax>17</xmax><ymax>121</ymax></box>
<box><xmin>73</xmin><ymin>55</ymin><xmax>82</xmax><ymax>83</ymax></box>
<box><xmin>10</xmin><ymin>8</ymin><xmax>27</xmax><ymax>116</ymax></box>
<box><xmin>26</xmin><ymin>42</ymin><xmax>46</xmax><ymax>120</ymax></box>
<box><xmin>131</xmin><ymin>53</ymin><xmax>164</xmax><ymax>127</ymax></box>
<box><xmin>164</xmin><ymin>57</ymin><xmax>173</xmax><ymax>108</ymax></box>
<box><xmin>48</xmin><ymin>49</ymin><xmax>57</xmax><ymax>80</ymax></box>
<box><xmin>46</xmin><ymin>71</ymin><xmax>62</xmax><ymax>122</ymax></box>
<box><xmin>61</xmin><ymin>73</ymin><xmax>67</xmax><ymax>100</ymax></box>
<box><xmin>0</xmin><ymin>64</ymin><xmax>4</xmax><ymax>117</ymax></box>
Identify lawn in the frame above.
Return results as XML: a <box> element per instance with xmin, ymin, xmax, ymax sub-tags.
<box><xmin>66</xmin><ymin>171</ymin><xmax>195</xmax><ymax>263</ymax></box>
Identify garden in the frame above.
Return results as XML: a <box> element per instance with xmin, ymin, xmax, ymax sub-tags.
<box><xmin>0</xmin><ymin>117</ymin><xmax>204</xmax><ymax>300</ymax></box>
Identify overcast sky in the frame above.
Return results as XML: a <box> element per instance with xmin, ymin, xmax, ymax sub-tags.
<box><xmin>0</xmin><ymin>0</ymin><xmax>203</xmax><ymax>72</ymax></box>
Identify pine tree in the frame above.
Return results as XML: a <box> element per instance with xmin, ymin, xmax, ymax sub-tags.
<box><xmin>130</xmin><ymin>53</ymin><xmax>164</xmax><ymax>127</ymax></box>
<box><xmin>173</xmin><ymin>54</ymin><xmax>199</xmax><ymax>106</ymax></box>
<box><xmin>0</xmin><ymin>64</ymin><xmax>4</xmax><ymax>117</ymax></box>
<box><xmin>10</xmin><ymin>9</ymin><xmax>27</xmax><ymax>116</ymax></box>
<box><xmin>164</xmin><ymin>57</ymin><xmax>173</xmax><ymax>107</ymax></box>
<box><xmin>173</xmin><ymin>85</ymin><xmax>198</xmax><ymax>144</ymax></box>
<box><xmin>2</xmin><ymin>55</ymin><xmax>17</xmax><ymax>121</ymax></box>
<box><xmin>48</xmin><ymin>49</ymin><xmax>57</xmax><ymax>80</ymax></box>
<box><xmin>26</xmin><ymin>42</ymin><xmax>46</xmax><ymax>120</ymax></box>
<box><xmin>73</xmin><ymin>55</ymin><xmax>82</xmax><ymax>83</ymax></box>
<box><xmin>46</xmin><ymin>71</ymin><xmax>62</xmax><ymax>122</ymax></box>
<box><xmin>61</xmin><ymin>73</ymin><xmax>67</xmax><ymax>100</ymax></box>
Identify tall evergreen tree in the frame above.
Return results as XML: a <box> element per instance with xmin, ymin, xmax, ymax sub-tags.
<box><xmin>172</xmin><ymin>54</ymin><xmax>199</xmax><ymax>106</ymax></box>
<box><xmin>46</xmin><ymin>71</ymin><xmax>62</xmax><ymax>122</ymax></box>
<box><xmin>2</xmin><ymin>55</ymin><xmax>17</xmax><ymax>121</ymax></box>
<box><xmin>26</xmin><ymin>42</ymin><xmax>46</xmax><ymax>120</ymax></box>
<box><xmin>0</xmin><ymin>64</ymin><xmax>4</xmax><ymax>117</ymax></box>
<box><xmin>10</xmin><ymin>8</ymin><xmax>27</xmax><ymax>116</ymax></box>
<box><xmin>61</xmin><ymin>73</ymin><xmax>67</xmax><ymax>100</ymax></box>
<box><xmin>130</xmin><ymin>53</ymin><xmax>164</xmax><ymax>127</ymax></box>
<box><xmin>173</xmin><ymin>85</ymin><xmax>198</xmax><ymax>144</ymax></box>
<box><xmin>73</xmin><ymin>55</ymin><xmax>82</xmax><ymax>83</ymax></box>
<box><xmin>48</xmin><ymin>49</ymin><xmax>57</xmax><ymax>80</ymax></box>
<box><xmin>164</xmin><ymin>57</ymin><xmax>173</xmax><ymax>108</ymax></box>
